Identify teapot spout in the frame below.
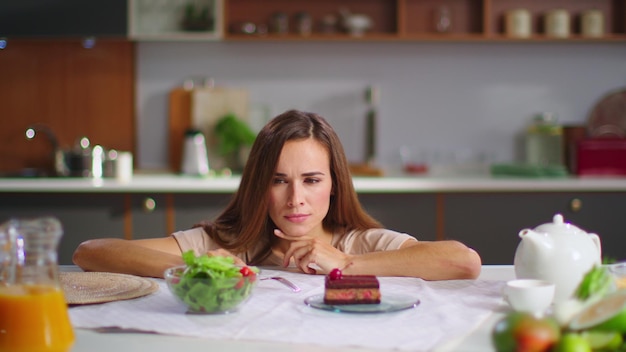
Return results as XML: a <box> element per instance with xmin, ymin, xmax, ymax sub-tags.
<box><xmin>519</xmin><ymin>228</ymin><xmax>554</xmax><ymax>258</ymax></box>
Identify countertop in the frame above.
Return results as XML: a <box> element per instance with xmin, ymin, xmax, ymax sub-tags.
<box><xmin>2</xmin><ymin>172</ymin><xmax>626</xmax><ymax>193</ymax></box>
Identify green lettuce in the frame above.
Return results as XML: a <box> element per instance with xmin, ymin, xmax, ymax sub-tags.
<box><xmin>172</xmin><ymin>250</ymin><xmax>258</xmax><ymax>313</ymax></box>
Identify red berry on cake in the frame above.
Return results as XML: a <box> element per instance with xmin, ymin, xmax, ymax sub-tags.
<box><xmin>329</xmin><ymin>268</ymin><xmax>342</xmax><ymax>280</ymax></box>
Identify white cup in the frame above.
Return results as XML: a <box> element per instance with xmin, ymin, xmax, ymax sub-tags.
<box><xmin>504</xmin><ymin>279</ymin><xmax>555</xmax><ymax>316</ymax></box>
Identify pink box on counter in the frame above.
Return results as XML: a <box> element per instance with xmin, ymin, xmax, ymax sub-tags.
<box><xmin>576</xmin><ymin>139</ymin><xmax>626</xmax><ymax>176</ymax></box>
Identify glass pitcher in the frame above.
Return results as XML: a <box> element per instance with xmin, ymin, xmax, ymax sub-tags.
<box><xmin>0</xmin><ymin>217</ymin><xmax>75</xmax><ymax>352</ymax></box>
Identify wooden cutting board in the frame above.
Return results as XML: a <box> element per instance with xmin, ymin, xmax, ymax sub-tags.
<box><xmin>168</xmin><ymin>86</ymin><xmax>248</xmax><ymax>172</ymax></box>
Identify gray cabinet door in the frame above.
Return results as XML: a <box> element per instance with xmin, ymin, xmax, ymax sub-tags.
<box><xmin>358</xmin><ymin>193</ymin><xmax>437</xmax><ymax>241</ymax></box>
<box><xmin>443</xmin><ymin>192</ymin><xmax>626</xmax><ymax>265</ymax></box>
<box><xmin>560</xmin><ymin>192</ymin><xmax>626</xmax><ymax>264</ymax></box>
<box><xmin>0</xmin><ymin>193</ymin><xmax>125</xmax><ymax>265</ymax></box>
<box><xmin>173</xmin><ymin>194</ymin><xmax>234</xmax><ymax>231</ymax></box>
<box><xmin>129</xmin><ymin>194</ymin><xmax>169</xmax><ymax>239</ymax></box>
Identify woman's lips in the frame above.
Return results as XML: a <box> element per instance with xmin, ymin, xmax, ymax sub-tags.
<box><xmin>284</xmin><ymin>213</ymin><xmax>309</xmax><ymax>223</ymax></box>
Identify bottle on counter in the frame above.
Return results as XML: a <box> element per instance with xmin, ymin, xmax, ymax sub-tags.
<box><xmin>525</xmin><ymin>112</ymin><xmax>564</xmax><ymax>167</ymax></box>
<box><xmin>0</xmin><ymin>217</ymin><xmax>75</xmax><ymax>352</ymax></box>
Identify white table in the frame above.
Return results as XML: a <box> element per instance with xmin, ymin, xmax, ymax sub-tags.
<box><xmin>68</xmin><ymin>265</ymin><xmax>515</xmax><ymax>352</ymax></box>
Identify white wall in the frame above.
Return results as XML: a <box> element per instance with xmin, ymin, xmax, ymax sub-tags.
<box><xmin>136</xmin><ymin>41</ymin><xmax>626</xmax><ymax>171</ymax></box>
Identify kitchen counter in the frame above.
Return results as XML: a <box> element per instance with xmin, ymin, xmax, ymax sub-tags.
<box><xmin>4</xmin><ymin>173</ymin><xmax>626</xmax><ymax>265</ymax></box>
<box><xmin>2</xmin><ymin>173</ymin><xmax>626</xmax><ymax>193</ymax></box>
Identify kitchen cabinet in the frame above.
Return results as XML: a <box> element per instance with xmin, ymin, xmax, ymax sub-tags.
<box><xmin>129</xmin><ymin>194</ymin><xmax>170</xmax><ymax>239</ymax></box>
<box><xmin>0</xmin><ymin>39</ymin><xmax>134</xmax><ymax>174</ymax></box>
<box><xmin>223</xmin><ymin>0</ymin><xmax>626</xmax><ymax>42</ymax></box>
<box><xmin>0</xmin><ymin>193</ymin><xmax>126</xmax><ymax>265</ymax></box>
<box><xmin>0</xmin><ymin>193</ymin><xmax>170</xmax><ymax>264</ymax></box>
<box><xmin>358</xmin><ymin>193</ymin><xmax>438</xmax><ymax>241</ymax></box>
<box><xmin>128</xmin><ymin>0</ymin><xmax>223</xmax><ymax>41</ymax></box>
<box><xmin>173</xmin><ymin>193</ymin><xmax>233</xmax><ymax>230</ymax></box>
<box><xmin>0</xmin><ymin>0</ymin><xmax>127</xmax><ymax>38</ymax></box>
<box><xmin>443</xmin><ymin>192</ymin><xmax>626</xmax><ymax>265</ymax></box>
<box><xmin>2</xmin><ymin>185</ymin><xmax>624</xmax><ymax>265</ymax></box>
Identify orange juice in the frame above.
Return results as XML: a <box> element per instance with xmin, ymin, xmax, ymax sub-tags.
<box><xmin>0</xmin><ymin>284</ymin><xmax>74</xmax><ymax>352</ymax></box>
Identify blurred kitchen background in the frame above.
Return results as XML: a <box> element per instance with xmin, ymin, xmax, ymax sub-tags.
<box><xmin>2</xmin><ymin>1</ymin><xmax>626</xmax><ymax>265</ymax></box>
<box><xmin>136</xmin><ymin>41</ymin><xmax>626</xmax><ymax>171</ymax></box>
<box><xmin>1</xmin><ymin>0</ymin><xmax>625</xmax><ymax>176</ymax></box>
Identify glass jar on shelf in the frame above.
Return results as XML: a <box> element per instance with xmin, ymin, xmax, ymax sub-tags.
<box><xmin>434</xmin><ymin>6</ymin><xmax>452</xmax><ymax>33</ymax></box>
<box><xmin>525</xmin><ymin>112</ymin><xmax>564</xmax><ymax>166</ymax></box>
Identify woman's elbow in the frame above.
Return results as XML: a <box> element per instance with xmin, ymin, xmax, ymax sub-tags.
<box><xmin>72</xmin><ymin>240</ymin><xmax>91</xmax><ymax>269</ymax></box>
<box><xmin>446</xmin><ymin>241</ymin><xmax>482</xmax><ymax>279</ymax></box>
<box><xmin>464</xmin><ymin>247</ymin><xmax>482</xmax><ymax>279</ymax></box>
<box><xmin>72</xmin><ymin>238</ymin><xmax>108</xmax><ymax>271</ymax></box>
<box><xmin>457</xmin><ymin>243</ymin><xmax>482</xmax><ymax>279</ymax></box>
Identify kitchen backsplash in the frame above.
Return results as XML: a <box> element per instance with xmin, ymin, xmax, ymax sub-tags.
<box><xmin>136</xmin><ymin>41</ymin><xmax>626</xmax><ymax>171</ymax></box>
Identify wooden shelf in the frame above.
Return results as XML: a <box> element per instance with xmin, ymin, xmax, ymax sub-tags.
<box><xmin>222</xmin><ymin>0</ymin><xmax>626</xmax><ymax>42</ymax></box>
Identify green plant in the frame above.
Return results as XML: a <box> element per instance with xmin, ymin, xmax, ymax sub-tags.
<box><xmin>213</xmin><ymin>113</ymin><xmax>256</xmax><ymax>170</ymax></box>
<box><xmin>182</xmin><ymin>2</ymin><xmax>213</xmax><ymax>31</ymax></box>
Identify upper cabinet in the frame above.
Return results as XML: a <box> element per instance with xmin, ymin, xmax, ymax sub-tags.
<box><xmin>223</xmin><ymin>0</ymin><xmax>626</xmax><ymax>42</ymax></box>
<box><xmin>0</xmin><ymin>0</ymin><xmax>127</xmax><ymax>38</ymax></box>
<box><xmin>128</xmin><ymin>0</ymin><xmax>223</xmax><ymax>41</ymax></box>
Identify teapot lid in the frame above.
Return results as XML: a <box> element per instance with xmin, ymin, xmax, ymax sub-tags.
<box><xmin>533</xmin><ymin>214</ymin><xmax>586</xmax><ymax>235</ymax></box>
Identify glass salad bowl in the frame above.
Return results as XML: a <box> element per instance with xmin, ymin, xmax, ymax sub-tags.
<box><xmin>164</xmin><ymin>264</ymin><xmax>258</xmax><ymax>314</ymax></box>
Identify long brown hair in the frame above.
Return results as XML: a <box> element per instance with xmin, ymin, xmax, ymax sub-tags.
<box><xmin>196</xmin><ymin>110</ymin><xmax>381</xmax><ymax>264</ymax></box>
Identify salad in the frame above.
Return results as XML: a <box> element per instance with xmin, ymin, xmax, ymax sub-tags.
<box><xmin>167</xmin><ymin>250</ymin><xmax>259</xmax><ymax>313</ymax></box>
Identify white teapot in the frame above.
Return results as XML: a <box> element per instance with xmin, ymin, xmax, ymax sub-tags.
<box><xmin>513</xmin><ymin>214</ymin><xmax>602</xmax><ymax>303</ymax></box>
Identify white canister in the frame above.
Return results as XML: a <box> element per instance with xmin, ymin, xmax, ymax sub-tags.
<box><xmin>545</xmin><ymin>10</ymin><xmax>570</xmax><ymax>38</ymax></box>
<box><xmin>505</xmin><ymin>9</ymin><xmax>532</xmax><ymax>38</ymax></box>
<box><xmin>115</xmin><ymin>152</ymin><xmax>134</xmax><ymax>184</ymax></box>
<box><xmin>581</xmin><ymin>10</ymin><xmax>604</xmax><ymax>37</ymax></box>
<box><xmin>181</xmin><ymin>129</ymin><xmax>210</xmax><ymax>176</ymax></box>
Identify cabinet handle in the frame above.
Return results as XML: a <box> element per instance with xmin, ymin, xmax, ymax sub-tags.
<box><xmin>143</xmin><ymin>197</ymin><xmax>156</xmax><ymax>213</ymax></box>
<box><xmin>570</xmin><ymin>198</ymin><xmax>582</xmax><ymax>212</ymax></box>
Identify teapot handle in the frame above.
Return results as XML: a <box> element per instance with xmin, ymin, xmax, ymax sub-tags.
<box><xmin>589</xmin><ymin>233</ymin><xmax>602</xmax><ymax>260</ymax></box>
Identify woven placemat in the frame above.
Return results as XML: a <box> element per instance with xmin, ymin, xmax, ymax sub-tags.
<box><xmin>60</xmin><ymin>272</ymin><xmax>159</xmax><ymax>305</ymax></box>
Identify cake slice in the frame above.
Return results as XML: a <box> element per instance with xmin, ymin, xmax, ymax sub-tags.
<box><xmin>323</xmin><ymin>269</ymin><xmax>381</xmax><ymax>305</ymax></box>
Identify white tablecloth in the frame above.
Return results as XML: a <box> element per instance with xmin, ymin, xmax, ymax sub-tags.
<box><xmin>68</xmin><ymin>269</ymin><xmax>506</xmax><ymax>351</ymax></box>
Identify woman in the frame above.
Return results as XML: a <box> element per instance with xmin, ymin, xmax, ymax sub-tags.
<box><xmin>73</xmin><ymin>110</ymin><xmax>481</xmax><ymax>280</ymax></box>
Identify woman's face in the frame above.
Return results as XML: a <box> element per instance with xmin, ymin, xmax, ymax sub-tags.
<box><xmin>268</xmin><ymin>138</ymin><xmax>333</xmax><ymax>240</ymax></box>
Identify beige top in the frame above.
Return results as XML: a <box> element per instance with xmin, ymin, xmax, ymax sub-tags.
<box><xmin>172</xmin><ymin>227</ymin><xmax>417</xmax><ymax>266</ymax></box>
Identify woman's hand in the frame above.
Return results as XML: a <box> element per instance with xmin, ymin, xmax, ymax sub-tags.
<box><xmin>205</xmin><ymin>248</ymin><xmax>246</xmax><ymax>266</ymax></box>
<box><xmin>274</xmin><ymin>229</ymin><xmax>351</xmax><ymax>275</ymax></box>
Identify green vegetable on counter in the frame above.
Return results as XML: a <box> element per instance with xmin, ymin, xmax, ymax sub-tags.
<box><xmin>171</xmin><ymin>250</ymin><xmax>259</xmax><ymax>313</ymax></box>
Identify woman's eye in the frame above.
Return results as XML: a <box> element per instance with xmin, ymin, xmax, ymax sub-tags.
<box><xmin>273</xmin><ymin>178</ymin><xmax>287</xmax><ymax>184</ymax></box>
<box><xmin>304</xmin><ymin>178</ymin><xmax>320</xmax><ymax>184</ymax></box>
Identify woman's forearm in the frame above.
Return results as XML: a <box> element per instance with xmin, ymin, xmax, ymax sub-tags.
<box><xmin>344</xmin><ymin>240</ymin><xmax>482</xmax><ymax>280</ymax></box>
<box><xmin>72</xmin><ymin>238</ymin><xmax>184</xmax><ymax>278</ymax></box>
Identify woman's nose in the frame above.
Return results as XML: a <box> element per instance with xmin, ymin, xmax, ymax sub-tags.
<box><xmin>287</xmin><ymin>184</ymin><xmax>304</xmax><ymax>207</ymax></box>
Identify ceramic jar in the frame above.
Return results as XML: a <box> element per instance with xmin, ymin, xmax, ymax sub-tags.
<box><xmin>545</xmin><ymin>10</ymin><xmax>570</xmax><ymax>38</ymax></box>
<box><xmin>505</xmin><ymin>9</ymin><xmax>531</xmax><ymax>38</ymax></box>
<box><xmin>581</xmin><ymin>10</ymin><xmax>604</xmax><ymax>38</ymax></box>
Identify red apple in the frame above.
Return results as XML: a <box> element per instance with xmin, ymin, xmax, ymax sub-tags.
<box><xmin>492</xmin><ymin>312</ymin><xmax>561</xmax><ymax>352</ymax></box>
